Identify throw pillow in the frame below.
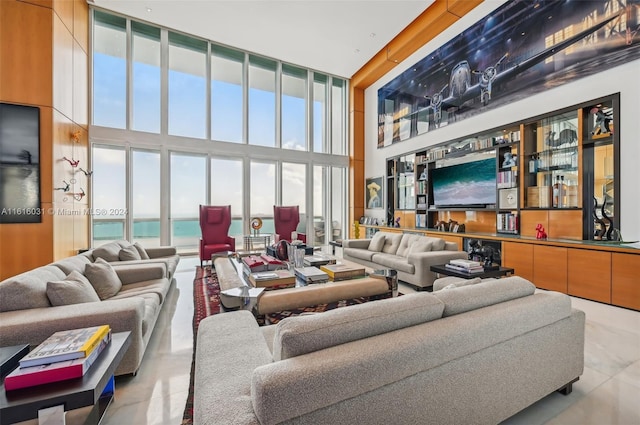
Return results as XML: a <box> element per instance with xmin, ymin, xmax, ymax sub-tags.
<box><xmin>119</xmin><ymin>245</ymin><xmax>141</xmax><ymax>261</ymax></box>
<box><xmin>84</xmin><ymin>258</ymin><xmax>122</xmax><ymax>300</ymax></box>
<box><xmin>368</xmin><ymin>232</ymin><xmax>386</xmax><ymax>252</ymax></box>
<box><xmin>133</xmin><ymin>242</ymin><xmax>150</xmax><ymax>260</ymax></box>
<box><xmin>92</xmin><ymin>243</ymin><xmax>121</xmax><ymax>262</ymax></box>
<box><xmin>46</xmin><ymin>270</ymin><xmax>100</xmax><ymax>306</ymax></box>
<box><xmin>408</xmin><ymin>239</ymin><xmax>433</xmax><ymax>255</ymax></box>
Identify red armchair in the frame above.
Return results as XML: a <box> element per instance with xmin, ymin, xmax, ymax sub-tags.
<box><xmin>273</xmin><ymin>205</ymin><xmax>306</xmax><ymax>243</ymax></box>
<box><xmin>199</xmin><ymin>205</ymin><xmax>235</xmax><ymax>267</ymax></box>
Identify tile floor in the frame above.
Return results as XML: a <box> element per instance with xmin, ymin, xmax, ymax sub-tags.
<box><xmin>31</xmin><ymin>255</ymin><xmax>639</xmax><ymax>424</ymax></box>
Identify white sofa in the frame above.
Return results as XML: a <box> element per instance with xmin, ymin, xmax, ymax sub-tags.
<box><xmin>0</xmin><ymin>241</ymin><xmax>180</xmax><ymax>375</ymax></box>
<box><xmin>194</xmin><ymin>276</ymin><xmax>585</xmax><ymax>424</ymax></box>
<box><xmin>342</xmin><ymin>231</ymin><xmax>468</xmax><ymax>289</ymax></box>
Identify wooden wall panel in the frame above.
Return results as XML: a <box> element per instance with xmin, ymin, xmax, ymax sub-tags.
<box><xmin>435</xmin><ymin>210</ymin><xmax>496</xmax><ymax>233</ymax></box>
<box><xmin>612</xmin><ymin>253</ymin><xmax>640</xmax><ymax>310</ymax></box>
<box><xmin>568</xmin><ymin>249</ymin><xmax>611</xmax><ymax>303</ymax></box>
<box><xmin>73</xmin><ymin>40</ymin><xmax>88</xmax><ymax>128</ymax></box>
<box><xmin>0</xmin><ymin>0</ymin><xmax>53</xmax><ymax>106</ymax></box>
<box><xmin>73</xmin><ymin>0</ymin><xmax>89</xmax><ymax>53</ymax></box>
<box><xmin>53</xmin><ymin>12</ymin><xmax>74</xmax><ymax>120</ymax></box>
<box><xmin>520</xmin><ymin>210</ymin><xmax>549</xmax><ymax>238</ymax></box>
<box><xmin>533</xmin><ymin>245</ymin><xmax>568</xmax><ymax>293</ymax></box>
<box><xmin>53</xmin><ymin>0</ymin><xmax>73</xmax><ymax>32</ymax></box>
<box><xmin>548</xmin><ymin>210</ymin><xmax>583</xmax><ymax>240</ymax></box>
<box><xmin>502</xmin><ymin>242</ymin><xmax>534</xmax><ymax>282</ymax></box>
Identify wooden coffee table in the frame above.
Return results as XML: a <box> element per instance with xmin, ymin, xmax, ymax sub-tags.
<box><xmin>0</xmin><ymin>332</ymin><xmax>131</xmax><ymax>425</ymax></box>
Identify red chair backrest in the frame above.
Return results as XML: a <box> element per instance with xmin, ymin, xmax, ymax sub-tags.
<box><xmin>274</xmin><ymin>205</ymin><xmax>300</xmax><ymax>242</ymax></box>
<box><xmin>199</xmin><ymin>205</ymin><xmax>231</xmax><ymax>244</ymax></box>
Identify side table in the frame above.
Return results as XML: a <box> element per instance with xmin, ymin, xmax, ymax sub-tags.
<box><xmin>430</xmin><ymin>264</ymin><xmax>515</xmax><ymax>280</ymax></box>
<box><xmin>243</xmin><ymin>234</ymin><xmax>271</xmax><ymax>251</ymax></box>
<box><xmin>0</xmin><ymin>332</ymin><xmax>131</xmax><ymax>425</ymax></box>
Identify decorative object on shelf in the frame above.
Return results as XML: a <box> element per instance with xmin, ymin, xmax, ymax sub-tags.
<box><xmin>78</xmin><ymin>167</ymin><xmax>93</xmax><ymax>177</ymax></box>
<box><xmin>62</xmin><ymin>156</ymin><xmax>80</xmax><ymax>167</ymax></box>
<box><xmin>366</xmin><ymin>177</ymin><xmax>383</xmax><ymax>209</ymax></box>
<box><xmin>394</xmin><ymin>216</ymin><xmax>401</xmax><ymax>228</ymax></box>
<box><xmin>600</xmin><ymin>199</ymin><xmax>621</xmax><ymax>241</ymax></box>
<box><xmin>590</xmin><ymin>106</ymin><xmax>612</xmax><ymax>136</ymax></box>
<box><xmin>592</xmin><ymin>197</ymin><xmax>607</xmax><ymax>240</ymax></box>
<box><xmin>54</xmin><ymin>181</ymin><xmax>71</xmax><ymax>192</ymax></box>
<box><xmin>535</xmin><ymin>224</ymin><xmax>548</xmax><ymax>240</ymax></box>
<box><xmin>502</xmin><ymin>152</ymin><xmax>517</xmax><ymax>167</ymax></box>
<box><xmin>353</xmin><ymin>221</ymin><xmax>360</xmax><ymax>239</ymax></box>
<box><xmin>250</xmin><ymin>217</ymin><xmax>263</xmax><ymax>236</ymax></box>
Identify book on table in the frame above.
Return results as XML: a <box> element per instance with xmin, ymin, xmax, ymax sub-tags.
<box><xmin>18</xmin><ymin>325</ymin><xmax>111</xmax><ymax>368</ymax></box>
<box><xmin>4</xmin><ymin>330</ymin><xmax>112</xmax><ymax>391</ymax></box>
<box><xmin>249</xmin><ymin>270</ymin><xmax>296</xmax><ymax>287</ymax></box>
<box><xmin>445</xmin><ymin>263</ymin><xmax>484</xmax><ymax>273</ymax></box>
<box><xmin>449</xmin><ymin>259</ymin><xmax>484</xmax><ymax>269</ymax></box>
<box><xmin>259</xmin><ymin>254</ymin><xmax>285</xmax><ymax>271</ymax></box>
<box><xmin>303</xmin><ymin>255</ymin><xmax>336</xmax><ymax>267</ymax></box>
<box><xmin>294</xmin><ymin>266</ymin><xmax>329</xmax><ymax>284</ymax></box>
<box><xmin>319</xmin><ymin>263</ymin><xmax>366</xmax><ymax>281</ymax></box>
<box><xmin>242</xmin><ymin>255</ymin><xmax>268</xmax><ymax>274</ymax></box>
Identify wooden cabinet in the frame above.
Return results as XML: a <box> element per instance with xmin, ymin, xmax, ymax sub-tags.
<box><xmin>568</xmin><ymin>249</ymin><xmax>611</xmax><ymax>303</ymax></box>
<box><xmin>533</xmin><ymin>245</ymin><xmax>567</xmax><ymax>293</ymax></box>
<box><xmin>612</xmin><ymin>253</ymin><xmax>640</xmax><ymax>310</ymax></box>
<box><xmin>502</xmin><ymin>242</ymin><xmax>534</xmax><ymax>282</ymax></box>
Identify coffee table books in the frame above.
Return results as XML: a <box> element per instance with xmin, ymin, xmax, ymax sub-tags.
<box><xmin>319</xmin><ymin>263</ymin><xmax>366</xmax><ymax>281</ymax></box>
<box><xmin>242</xmin><ymin>255</ymin><xmax>268</xmax><ymax>274</ymax></box>
<box><xmin>303</xmin><ymin>255</ymin><xmax>336</xmax><ymax>267</ymax></box>
<box><xmin>19</xmin><ymin>325</ymin><xmax>111</xmax><ymax>368</ymax></box>
<box><xmin>4</xmin><ymin>330</ymin><xmax>112</xmax><ymax>391</ymax></box>
<box><xmin>294</xmin><ymin>267</ymin><xmax>329</xmax><ymax>284</ymax></box>
<box><xmin>249</xmin><ymin>270</ymin><xmax>296</xmax><ymax>288</ymax></box>
<box><xmin>445</xmin><ymin>259</ymin><xmax>484</xmax><ymax>274</ymax></box>
<box><xmin>259</xmin><ymin>254</ymin><xmax>286</xmax><ymax>270</ymax></box>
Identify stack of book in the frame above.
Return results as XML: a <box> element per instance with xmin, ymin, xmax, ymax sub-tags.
<box><xmin>242</xmin><ymin>254</ymin><xmax>286</xmax><ymax>275</ymax></box>
<box><xmin>319</xmin><ymin>263</ymin><xmax>366</xmax><ymax>281</ymax></box>
<box><xmin>249</xmin><ymin>269</ymin><xmax>296</xmax><ymax>288</ymax></box>
<box><xmin>303</xmin><ymin>255</ymin><xmax>336</xmax><ymax>267</ymax></box>
<box><xmin>445</xmin><ymin>259</ymin><xmax>485</xmax><ymax>274</ymax></box>
<box><xmin>4</xmin><ymin>325</ymin><xmax>112</xmax><ymax>391</ymax></box>
<box><xmin>294</xmin><ymin>266</ymin><xmax>329</xmax><ymax>284</ymax></box>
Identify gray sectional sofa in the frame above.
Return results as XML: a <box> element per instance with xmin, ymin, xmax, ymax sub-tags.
<box><xmin>194</xmin><ymin>276</ymin><xmax>585</xmax><ymax>425</ymax></box>
<box><xmin>342</xmin><ymin>231</ymin><xmax>468</xmax><ymax>289</ymax></box>
<box><xmin>0</xmin><ymin>240</ymin><xmax>180</xmax><ymax>375</ymax></box>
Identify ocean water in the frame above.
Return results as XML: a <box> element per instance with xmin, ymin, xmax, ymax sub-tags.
<box><xmin>93</xmin><ymin>219</ymin><xmax>274</xmax><ymax>240</ymax></box>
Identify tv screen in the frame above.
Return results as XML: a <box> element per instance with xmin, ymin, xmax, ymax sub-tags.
<box><xmin>431</xmin><ymin>157</ymin><xmax>496</xmax><ymax>207</ymax></box>
<box><xmin>0</xmin><ymin>103</ymin><xmax>41</xmax><ymax>223</ymax></box>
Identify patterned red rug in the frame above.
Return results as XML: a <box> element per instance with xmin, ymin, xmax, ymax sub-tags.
<box><xmin>181</xmin><ymin>266</ymin><xmax>393</xmax><ymax>424</ymax></box>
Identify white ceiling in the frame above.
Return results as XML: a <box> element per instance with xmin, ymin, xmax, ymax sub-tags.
<box><xmin>90</xmin><ymin>0</ymin><xmax>433</xmax><ymax>78</ymax></box>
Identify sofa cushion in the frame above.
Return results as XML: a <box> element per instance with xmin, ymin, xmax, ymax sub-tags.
<box><xmin>119</xmin><ymin>245</ymin><xmax>141</xmax><ymax>261</ymax></box>
<box><xmin>46</xmin><ymin>271</ymin><xmax>100</xmax><ymax>306</ymax></box>
<box><xmin>0</xmin><ymin>266</ymin><xmax>64</xmax><ymax>312</ymax></box>
<box><xmin>408</xmin><ymin>239</ymin><xmax>433</xmax><ymax>254</ymax></box>
<box><xmin>52</xmin><ymin>255</ymin><xmax>93</xmax><ymax>275</ymax></box>
<box><xmin>381</xmin><ymin>233</ymin><xmax>403</xmax><ymax>255</ymax></box>
<box><xmin>396</xmin><ymin>234</ymin><xmax>421</xmax><ymax>257</ymax></box>
<box><xmin>370</xmin><ymin>253</ymin><xmax>415</xmax><ymax>274</ymax></box>
<box><xmin>133</xmin><ymin>242</ymin><xmax>150</xmax><ymax>260</ymax></box>
<box><xmin>272</xmin><ymin>292</ymin><xmax>444</xmax><ymax>361</ymax></box>
<box><xmin>84</xmin><ymin>258</ymin><xmax>123</xmax><ymax>300</ymax></box>
<box><xmin>368</xmin><ymin>232</ymin><xmax>386</xmax><ymax>252</ymax></box>
<box><xmin>343</xmin><ymin>247</ymin><xmax>375</xmax><ymax>262</ymax></box>
<box><xmin>433</xmin><ymin>276</ymin><xmax>536</xmax><ymax>317</ymax></box>
<box><xmin>92</xmin><ymin>243</ymin><xmax>122</xmax><ymax>262</ymax></box>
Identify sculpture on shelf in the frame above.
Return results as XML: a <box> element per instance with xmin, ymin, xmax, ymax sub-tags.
<box><xmin>590</xmin><ymin>107</ymin><xmax>612</xmax><ymax>136</ymax></box>
<box><xmin>535</xmin><ymin>224</ymin><xmax>547</xmax><ymax>240</ymax></box>
<box><xmin>394</xmin><ymin>216</ymin><xmax>401</xmax><ymax>228</ymax></box>
<box><xmin>592</xmin><ymin>197</ymin><xmax>607</xmax><ymax>240</ymax></box>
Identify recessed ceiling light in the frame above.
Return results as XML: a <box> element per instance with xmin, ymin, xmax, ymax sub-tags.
<box><xmin>370</xmin><ymin>33</ymin><xmax>376</xmax><ymax>38</ymax></box>
<box><xmin>146</xmin><ymin>7</ymin><xmax>152</xmax><ymax>12</ymax></box>
<box><xmin>354</xmin><ymin>49</ymin><xmax>360</xmax><ymax>54</ymax></box>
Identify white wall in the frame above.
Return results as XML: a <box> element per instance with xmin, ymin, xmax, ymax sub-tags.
<box><xmin>364</xmin><ymin>0</ymin><xmax>640</xmax><ymax>241</ymax></box>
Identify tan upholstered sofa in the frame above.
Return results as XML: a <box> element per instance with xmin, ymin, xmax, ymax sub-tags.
<box><xmin>0</xmin><ymin>240</ymin><xmax>179</xmax><ymax>375</ymax></box>
<box><xmin>194</xmin><ymin>276</ymin><xmax>585</xmax><ymax>425</ymax></box>
<box><xmin>342</xmin><ymin>231</ymin><xmax>468</xmax><ymax>289</ymax></box>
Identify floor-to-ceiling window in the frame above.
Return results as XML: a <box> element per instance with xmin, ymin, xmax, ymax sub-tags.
<box><xmin>92</xmin><ymin>146</ymin><xmax>126</xmax><ymax>245</ymax></box>
<box><xmin>90</xmin><ymin>9</ymin><xmax>349</xmax><ymax>252</ymax></box>
<box><xmin>132</xmin><ymin>150</ymin><xmax>161</xmax><ymax>247</ymax></box>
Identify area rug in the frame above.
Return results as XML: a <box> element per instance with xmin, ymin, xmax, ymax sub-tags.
<box><xmin>181</xmin><ymin>265</ymin><xmax>393</xmax><ymax>424</ymax></box>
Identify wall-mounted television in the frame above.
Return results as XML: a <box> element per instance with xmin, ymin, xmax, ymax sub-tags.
<box><xmin>0</xmin><ymin>103</ymin><xmax>41</xmax><ymax>223</ymax></box>
<box><xmin>431</xmin><ymin>157</ymin><xmax>496</xmax><ymax>208</ymax></box>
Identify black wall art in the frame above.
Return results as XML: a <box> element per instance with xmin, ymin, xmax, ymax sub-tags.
<box><xmin>378</xmin><ymin>0</ymin><xmax>640</xmax><ymax>148</ymax></box>
<box><xmin>0</xmin><ymin>103</ymin><xmax>41</xmax><ymax>223</ymax></box>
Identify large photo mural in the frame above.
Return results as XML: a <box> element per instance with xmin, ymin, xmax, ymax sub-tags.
<box><xmin>377</xmin><ymin>0</ymin><xmax>640</xmax><ymax>148</ymax></box>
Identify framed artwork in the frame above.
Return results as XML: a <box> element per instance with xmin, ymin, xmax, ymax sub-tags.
<box><xmin>377</xmin><ymin>0</ymin><xmax>640</xmax><ymax>148</ymax></box>
<box><xmin>0</xmin><ymin>103</ymin><xmax>41</xmax><ymax>223</ymax></box>
<box><xmin>365</xmin><ymin>176</ymin><xmax>383</xmax><ymax>209</ymax></box>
